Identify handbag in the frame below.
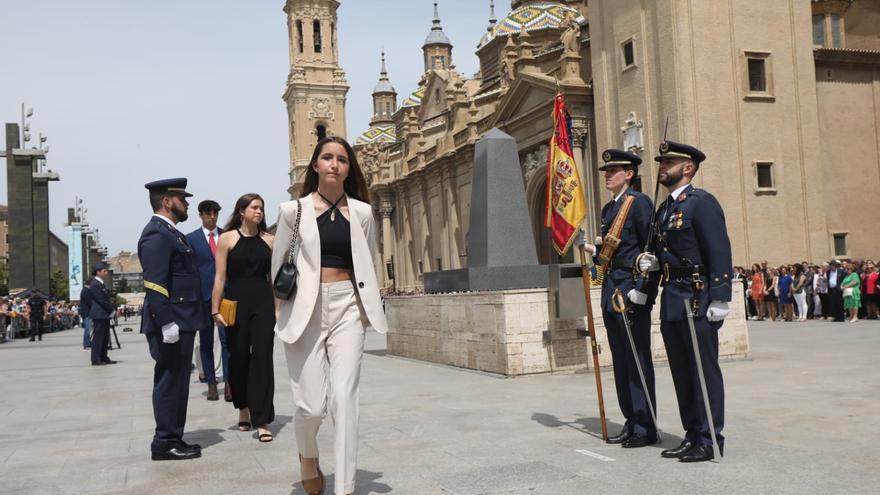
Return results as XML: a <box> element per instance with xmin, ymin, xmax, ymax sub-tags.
<box><xmin>843</xmin><ymin>287</ymin><xmax>854</xmax><ymax>298</ymax></box>
<box><xmin>219</xmin><ymin>298</ymin><xmax>237</xmax><ymax>327</ymax></box>
<box><xmin>273</xmin><ymin>199</ymin><xmax>302</xmax><ymax>300</ymax></box>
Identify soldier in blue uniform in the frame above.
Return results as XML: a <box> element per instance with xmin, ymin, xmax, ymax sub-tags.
<box><xmin>638</xmin><ymin>141</ymin><xmax>733</xmax><ymax>462</ymax></box>
<box><xmin>138</xmin><ymin>178</ymin><xmax>204</xmax><ymax>461</ymax></box>
<box><xmin>87</xmin><ymin>262</ymin><xmax>117</xmax><ymax>366</ymax></box>
<box><xmin>583</xmin><ymin>149</ymin><xmax>658</xmax><ymax>447</ymax></box>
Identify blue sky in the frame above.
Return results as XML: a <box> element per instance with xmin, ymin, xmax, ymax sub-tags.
<box><xmin>0</xmin><ymin>0</ymin><xmax>510</xmax><ymax>253</ymax></box>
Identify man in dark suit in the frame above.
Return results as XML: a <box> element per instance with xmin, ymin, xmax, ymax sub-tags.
<box><xmin>88</xmin><ymin>263</ymin><xmax>117</xmax><ymax>366</ymax></box>
<box><xmin>79</xmin><ymin>279</ymin><xmax>94</xmax><ymax>350</ymax></box>
<box><xmin>639</xmin><ymin>140</ymin><xmax>733</xmax><ymax>463</ymax></box>
<box><xmin>186</xmin><ymin>199</ymin><xmax>230</xmax><ymax>402</ymax></box>
<box><xmin>138</xmin><ymin>178</ymin><xmax>204</xmax><ymax>461</ymax></box>
<box><xmin>582</xmin><ymin>149</ymin><xmax>657</xmax><ymax>448</ymax></box>
<box><xmin>826</xmin><ymin>260</ymin><xmax>846</xmax><ymax>322</ymax></box>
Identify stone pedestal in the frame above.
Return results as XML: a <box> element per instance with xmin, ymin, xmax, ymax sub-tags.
<box><xmin>559</xmin><ymin>53</ymin><xmax>585</xmax><ymax>84</ymax></box>
<box><xmin>385</xmin><ymin>284</ymin><xmax>750</xmax><ymax>376</ymax></box>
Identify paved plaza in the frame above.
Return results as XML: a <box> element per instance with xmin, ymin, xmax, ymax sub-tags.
<box><xmin>1</xmin><ymin>318</ymin><xmax>878</xmax><ymax>494</ymax></box>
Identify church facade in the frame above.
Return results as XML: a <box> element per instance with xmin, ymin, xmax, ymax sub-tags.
<box><xmin>283</xmin><ymin>0</ymin><xmax>880</xmax><ymax>291</ymax></box>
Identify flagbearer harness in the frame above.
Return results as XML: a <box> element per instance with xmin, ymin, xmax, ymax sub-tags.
<box><xmin>597</xmin><ymin>194</ymin><xmax>636</xmax><ymax>278</ymax></box>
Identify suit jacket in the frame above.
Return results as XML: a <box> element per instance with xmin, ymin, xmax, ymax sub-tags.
<box><xmin>88</xmin><ymin>280</ymin><xmax>115</xmax><ymax>320</ymax></box>
<box><xmin>272</xmin><ymin>194</ymin><xmax>388</xmax><ymax>344</ymax></box>
<box><xmin>827</xmin><ymin>268</ymin><xmax>846</xmax><ymax>291</ymax></box>
<box><xmin>645</xmin><ymin>184</ymin><xmax>733</xmax><ymax>321</ymax></box>
<box><xmin>595</xmin><ymin>187</ymin><xmax>656</xmax><ymax>313</ymax></box>
<box><xmin>78</xmin><ymin>283</ymin><xmax>93</xmax><ymax>318</ymax></box>
<box><xmin>137</xmin><ymin>216</ymin><xmax>204</xmax><ymax>334</ymax></box>
<box><xmin>186</xmin><ymin>227</ymin><xmax>221</xmax><ymax>302</ymax></box>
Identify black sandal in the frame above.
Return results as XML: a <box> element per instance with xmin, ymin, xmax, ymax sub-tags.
<box><xmin>238</xmin><ymin>421</ymin><xmax>251</xmax><ymax>432</ymax></box>
<box><xmin>258</xmin><ymin>432</ymin><xmax>273</xmax><ymax>443</ymax></box>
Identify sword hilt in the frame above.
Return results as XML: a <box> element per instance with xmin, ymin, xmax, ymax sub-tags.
<box><xmin>611</xmin><ymin>289</ymin><xmax>628</xmax><ymax>314</ymax></box>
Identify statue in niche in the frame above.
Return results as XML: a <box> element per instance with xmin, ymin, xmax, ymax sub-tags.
<box><xmin>559</xmin><ymin>12</ymin><xmax>580</xmax><ymax>56</ymax></box>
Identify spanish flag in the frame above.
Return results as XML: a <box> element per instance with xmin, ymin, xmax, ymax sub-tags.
<box><xmin>544</xmin><ymin>94</ymin><xmax>586</xmax><ymax>256</ymax></box>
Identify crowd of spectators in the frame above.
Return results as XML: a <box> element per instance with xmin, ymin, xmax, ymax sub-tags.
<box><xmin>734</xmin><ymin>259</ymin><xmax>878</xmax><ymax>323</ymax></box>
<box><xmin>0</xmin><ymin>294</ymin><xmax>82</xmax><ymax>341</ymax></box>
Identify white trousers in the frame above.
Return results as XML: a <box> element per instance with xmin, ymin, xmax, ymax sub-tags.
<box><xmin>794</xmin><ymin>292</ymin><xmax>808</xmax><ymax>321</ymax></box>
<box><xmin>284</xmin><ymin>281</ymin><xmax>366</xmax><ymax>495</ymax></box>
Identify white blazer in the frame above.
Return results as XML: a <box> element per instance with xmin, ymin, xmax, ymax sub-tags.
<box><xmin>272</xmin><ymin>193</ymin><xmax>388</xmax><ymax>344</ymax></box>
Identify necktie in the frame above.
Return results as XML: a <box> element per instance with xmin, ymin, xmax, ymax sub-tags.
<box><xmin>208</xmin><ymin>231</ymin><xmax>217</xmax><ymax>257</ymax></box>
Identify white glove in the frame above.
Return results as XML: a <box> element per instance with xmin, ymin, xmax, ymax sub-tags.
<box><xmin>706</xmin><ymin>301</ymin><xmax>730</xmax><ymax>322</ymax></box>
<box><xmin>638</xmin><ymin>253</ymin><xmax>659</xmax><ymax>273</ymax></box>
<box><xmin>627</xmin><ymin>289</ymin><xmax>648</xmax><ymax>305</ymax></box>
<box><xmin>161</xmin><ymin>322</ymin><xmax>180</xmax><ymax>344</ymax></box>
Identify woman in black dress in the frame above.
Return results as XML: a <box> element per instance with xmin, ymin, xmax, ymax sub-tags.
<box><xmin>212</xmin><ymin>193</ymin><xmax>276</xmax><ymax>442</ymax></box>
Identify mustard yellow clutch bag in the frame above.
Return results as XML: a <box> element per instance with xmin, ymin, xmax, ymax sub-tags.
<box><xmin>219</xmin><ymin>298</ymin><xmax>237</xmax><ymax>327</ymax></box>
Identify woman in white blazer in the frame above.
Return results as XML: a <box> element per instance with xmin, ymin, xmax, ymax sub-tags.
<box><xmin>272</xmin><ymin>136</ymin><xmax>387</xmax><ymax>495</ymax></box>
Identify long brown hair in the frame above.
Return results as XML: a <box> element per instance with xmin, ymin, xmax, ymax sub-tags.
<box><xmin>223</xmin><ymin>193</ymin><xmax>268</xmax><ymax>233</ymax></box>
<box><xmin>300</xmin><ymin>136</ymin><xmax>370</xmax><ymax>203</ymax></box>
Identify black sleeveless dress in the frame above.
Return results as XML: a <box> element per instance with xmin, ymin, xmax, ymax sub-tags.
<box><xmin>225</xmin><ymin>231</ymin><xmax>275</xmax><ymax>426</ymax></box>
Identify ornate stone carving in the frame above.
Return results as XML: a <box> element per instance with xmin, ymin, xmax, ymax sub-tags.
<box><xmin>521</xmin><ymin>144</ymin><xmax>549</xmax><ymax>185</ymax></box>
<box><xmin>620</xmin><ymin>112</ymin><xmax>644</xmax><ymax>152</ymax></box>
<box><xmin>309</xmin><ymin>97</ymin><xmax>334</xmax><ymax>121</ymax></box>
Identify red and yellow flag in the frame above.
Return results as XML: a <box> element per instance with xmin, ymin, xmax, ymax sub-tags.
<box><xmin>544</xmin><ymin>94</ymin><xmax>586</xmax><ymax>256</ymax></box>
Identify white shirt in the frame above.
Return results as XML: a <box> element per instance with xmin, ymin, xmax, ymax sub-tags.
<box><xmin>152</xmin><ymin>214</ymin><xmax>176</xmax><ymax>227</ymax></box>
<box><xmin>612</xmin><ymin>189</ymin><xmax>626</xmax><ymax>203</ymax></box>
<box><xmin>669</xmin><ymin>183</ymin><xmax>691</xmax><ymax>203</ymax></box>
<box><xmin>94</xmin><ymin>277</ymin><xmax>104</xmax><ymax>285</ymax></box>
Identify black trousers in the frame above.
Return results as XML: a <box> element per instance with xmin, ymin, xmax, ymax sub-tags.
<box><xmin>660</xmin><ymin>317</ymin><xmax>725</xmax><ymax>448</ymax></box>
<box><xmin>90</xmin><ymin>319</ymin><xmax>110</xmax><ymax>364</ymax></box>
<box><xmin>603</xmin><ymin>309</ymin><xmax>656</xmax><ymax>437</ymax></box>
<box><xmin>146</xmin><ymin>330</ymin><xmax>196</xmax><ymax>452</ymax></box>
<box><xmin>227</xmin><ymin>309</ymin><xmax>275</xmax><ymax>427</ymax></box>
<box><xmin>29</xmin><ymin>317</ymin><xmax>44</xmax><ymax>339</ymax></box>
<box><xmin>827</xmin><ymin>288</ymin><xmax>845</xmax><ymax>321</ymax></box>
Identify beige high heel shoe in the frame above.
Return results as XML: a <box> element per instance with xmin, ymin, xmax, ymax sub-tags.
<box><xmin>299</xmin><ymin>454</ymin><xmax>324</xmax><ymax>495</ymax></box>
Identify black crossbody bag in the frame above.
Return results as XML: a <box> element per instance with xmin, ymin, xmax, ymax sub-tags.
<box><xmin>273</xmin><ymin>199</ymin><xmax>302</xmax><ymax>300</ymax></box>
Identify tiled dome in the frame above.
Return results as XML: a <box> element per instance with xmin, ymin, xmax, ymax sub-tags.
<box><xmin>401</xmin><ymin>86</ymin><xmax>426</xmax><ymax>108</ymax></box>
<box><xmin>478</xmin><ymin>2</ymin><xmax>586</xmax><ymax>48</ymax></box>
<box><xmin>356</xmin><ymin>124</ymin><xmax>397</xmax><ymax>145</ymax></box>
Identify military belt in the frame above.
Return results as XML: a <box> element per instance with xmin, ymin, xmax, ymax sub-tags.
<box><xmin>610</xmin><ymin>258</ymin><xmax>634</xmax><ymax>269</ymax></box>
<box><xmin>663</xmin><ymin>264</ymin><xmax>706</xmax><ymax>282</ymax></box>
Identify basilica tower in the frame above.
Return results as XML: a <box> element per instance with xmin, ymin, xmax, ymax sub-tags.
<box><xmin>283</xmin><ymin>0</ymin><xmax>349</xmax><ymax>198</ymax></box>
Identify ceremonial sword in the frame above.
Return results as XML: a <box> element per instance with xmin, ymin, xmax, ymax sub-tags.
<box><xmin>683</xmin><ymin>299</ymin><xmax>722</xmax><ymax>462</ymax></box>
<box><xmin>611</xmin><ymin>289</ymin><xmax>659</xmax><ymax>434</ymax></box>
<box><xmin>635</xmin><ymin>117</ymin><xmax>669</xmax><ymax>276</ymax></box>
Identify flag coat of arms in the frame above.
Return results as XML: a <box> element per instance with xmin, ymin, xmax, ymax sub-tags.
<box><xmin>544</xmin><ymin>94</ymin><xmax>587</xmax><ymax>255</ymax></box>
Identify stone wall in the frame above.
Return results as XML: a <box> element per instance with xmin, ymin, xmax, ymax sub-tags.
<box><xmin>386</xmin><ymin>284</ymin><xmax>749</xmax><ymax>376</ymax></box>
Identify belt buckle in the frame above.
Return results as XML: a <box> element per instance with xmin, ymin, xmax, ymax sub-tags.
<box><xmin>692</xmin><ymin>272</ymin><xmax>704</xmax><ymax>292</ymax></box>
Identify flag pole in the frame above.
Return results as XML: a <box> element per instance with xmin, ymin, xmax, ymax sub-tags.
<box><xmin>578</xmin><ymin>244</ymin><xmax>608</xmax><ymax>441</ymax></box>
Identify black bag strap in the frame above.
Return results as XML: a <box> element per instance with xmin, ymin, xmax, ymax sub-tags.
<box><xmin>286</xmin><ymin>199</ymin><xmax>302</xmax><ymax>265</ymax></box>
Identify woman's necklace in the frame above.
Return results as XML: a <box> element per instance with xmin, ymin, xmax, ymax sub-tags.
<box><xmin>316</xmin><ymin>190</ymin><xmax>344</xmax><ymax>222</ymax></box>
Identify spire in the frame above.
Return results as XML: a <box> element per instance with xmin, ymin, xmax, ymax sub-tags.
<box><xmin>424</xmin><ymin>1</ymin><xmax>451</xmax><ymax>46</ymax></box>
<box><xmin>488</xmin><ymin>0</ymin><xmax>497</xmax><ymax>32</ymax></box>
<box><xmin>373</xmin><ymin>50</ymin><xmax>396</xmax><ymax>94</ymax></box>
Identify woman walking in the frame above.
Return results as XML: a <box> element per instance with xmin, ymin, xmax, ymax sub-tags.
<box><xmin>212</xmin><ymin>194</ymin><xmax>276</xmax><ymax>442</ymax></box>
<box><xmin>841</xmin><ymin>262</ymin><xmax>861</xmax><ymax>323</ymax></box>
<box><xmin>273</xmin><ymin>136</ymin><xmax>388</xmax><ymax>495</ymax></box>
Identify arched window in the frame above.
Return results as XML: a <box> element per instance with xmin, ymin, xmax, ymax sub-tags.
<box><xmin>316</xmin><ymin>125</ymin><xmax>327</xmax><ymax>141</ymax></box>
<box><xmin>313</xmin><ymin>20</ymin><xmax>322</xmax><ymax>53</ymax></box>
<box><xmin>295</xmin><ymin>20</ymin><xmax>303</xmax><ymax>53</ymax></box>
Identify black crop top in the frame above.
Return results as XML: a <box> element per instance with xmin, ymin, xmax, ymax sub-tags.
<box><xmin>318</xmin><ymin>209</ymin><xmax>354</xmax><ymax>269</ymax></box>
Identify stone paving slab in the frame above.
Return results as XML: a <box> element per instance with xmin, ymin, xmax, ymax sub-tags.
<box><xmin>0</xmin><ymin>319</ymin><xmax>878</xmax><ymax>494</ymax></box>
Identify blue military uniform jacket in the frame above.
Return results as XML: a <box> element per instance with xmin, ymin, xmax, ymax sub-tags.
<box><xmin>87</xmin><ymin>281</ymin><xmax>115</xmax><ymax>321</ymax></box>
<box><xmin>596</xmin><ymin>188</ymin><xmax>656</xmax><ymax>313</ymax></box>
<box><xmin>648</xmin><ymin>184</ymin><xmax>733</xmax><ymax>320</ymax></box>
<box><xmin>137</xmin><ymin>216</ymin><xmax>204</xmax><ymax>334</ymax></box>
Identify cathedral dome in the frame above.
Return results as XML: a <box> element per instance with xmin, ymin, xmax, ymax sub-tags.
<box><xmin>374</xmin><ymin>80</ymin><xmax>396</xmax><ymax>94</ymax></box>
<box><xmin>356</xmin><ymin>123</ymin><xmax>397</xmax><ymax>146</ymax></box>
<box><xmin>478</xmin><ymin>2</ymin><xmax>586</xmax><ymax>48</ymax></box>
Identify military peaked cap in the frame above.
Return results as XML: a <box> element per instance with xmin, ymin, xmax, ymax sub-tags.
<box><xmin>654</xmin><ymin>140</ymin><xmax>706</xmax><ymax>164</ymax></box>
<box><xmin>599</xmin><ymin>149</ymin><xmax>642</xmax><ymax>171</ymax></box>
<box><xmin>144</xmin><ymin>178</ymin><xmax>193</xmax><ymax>197</ymax></box>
